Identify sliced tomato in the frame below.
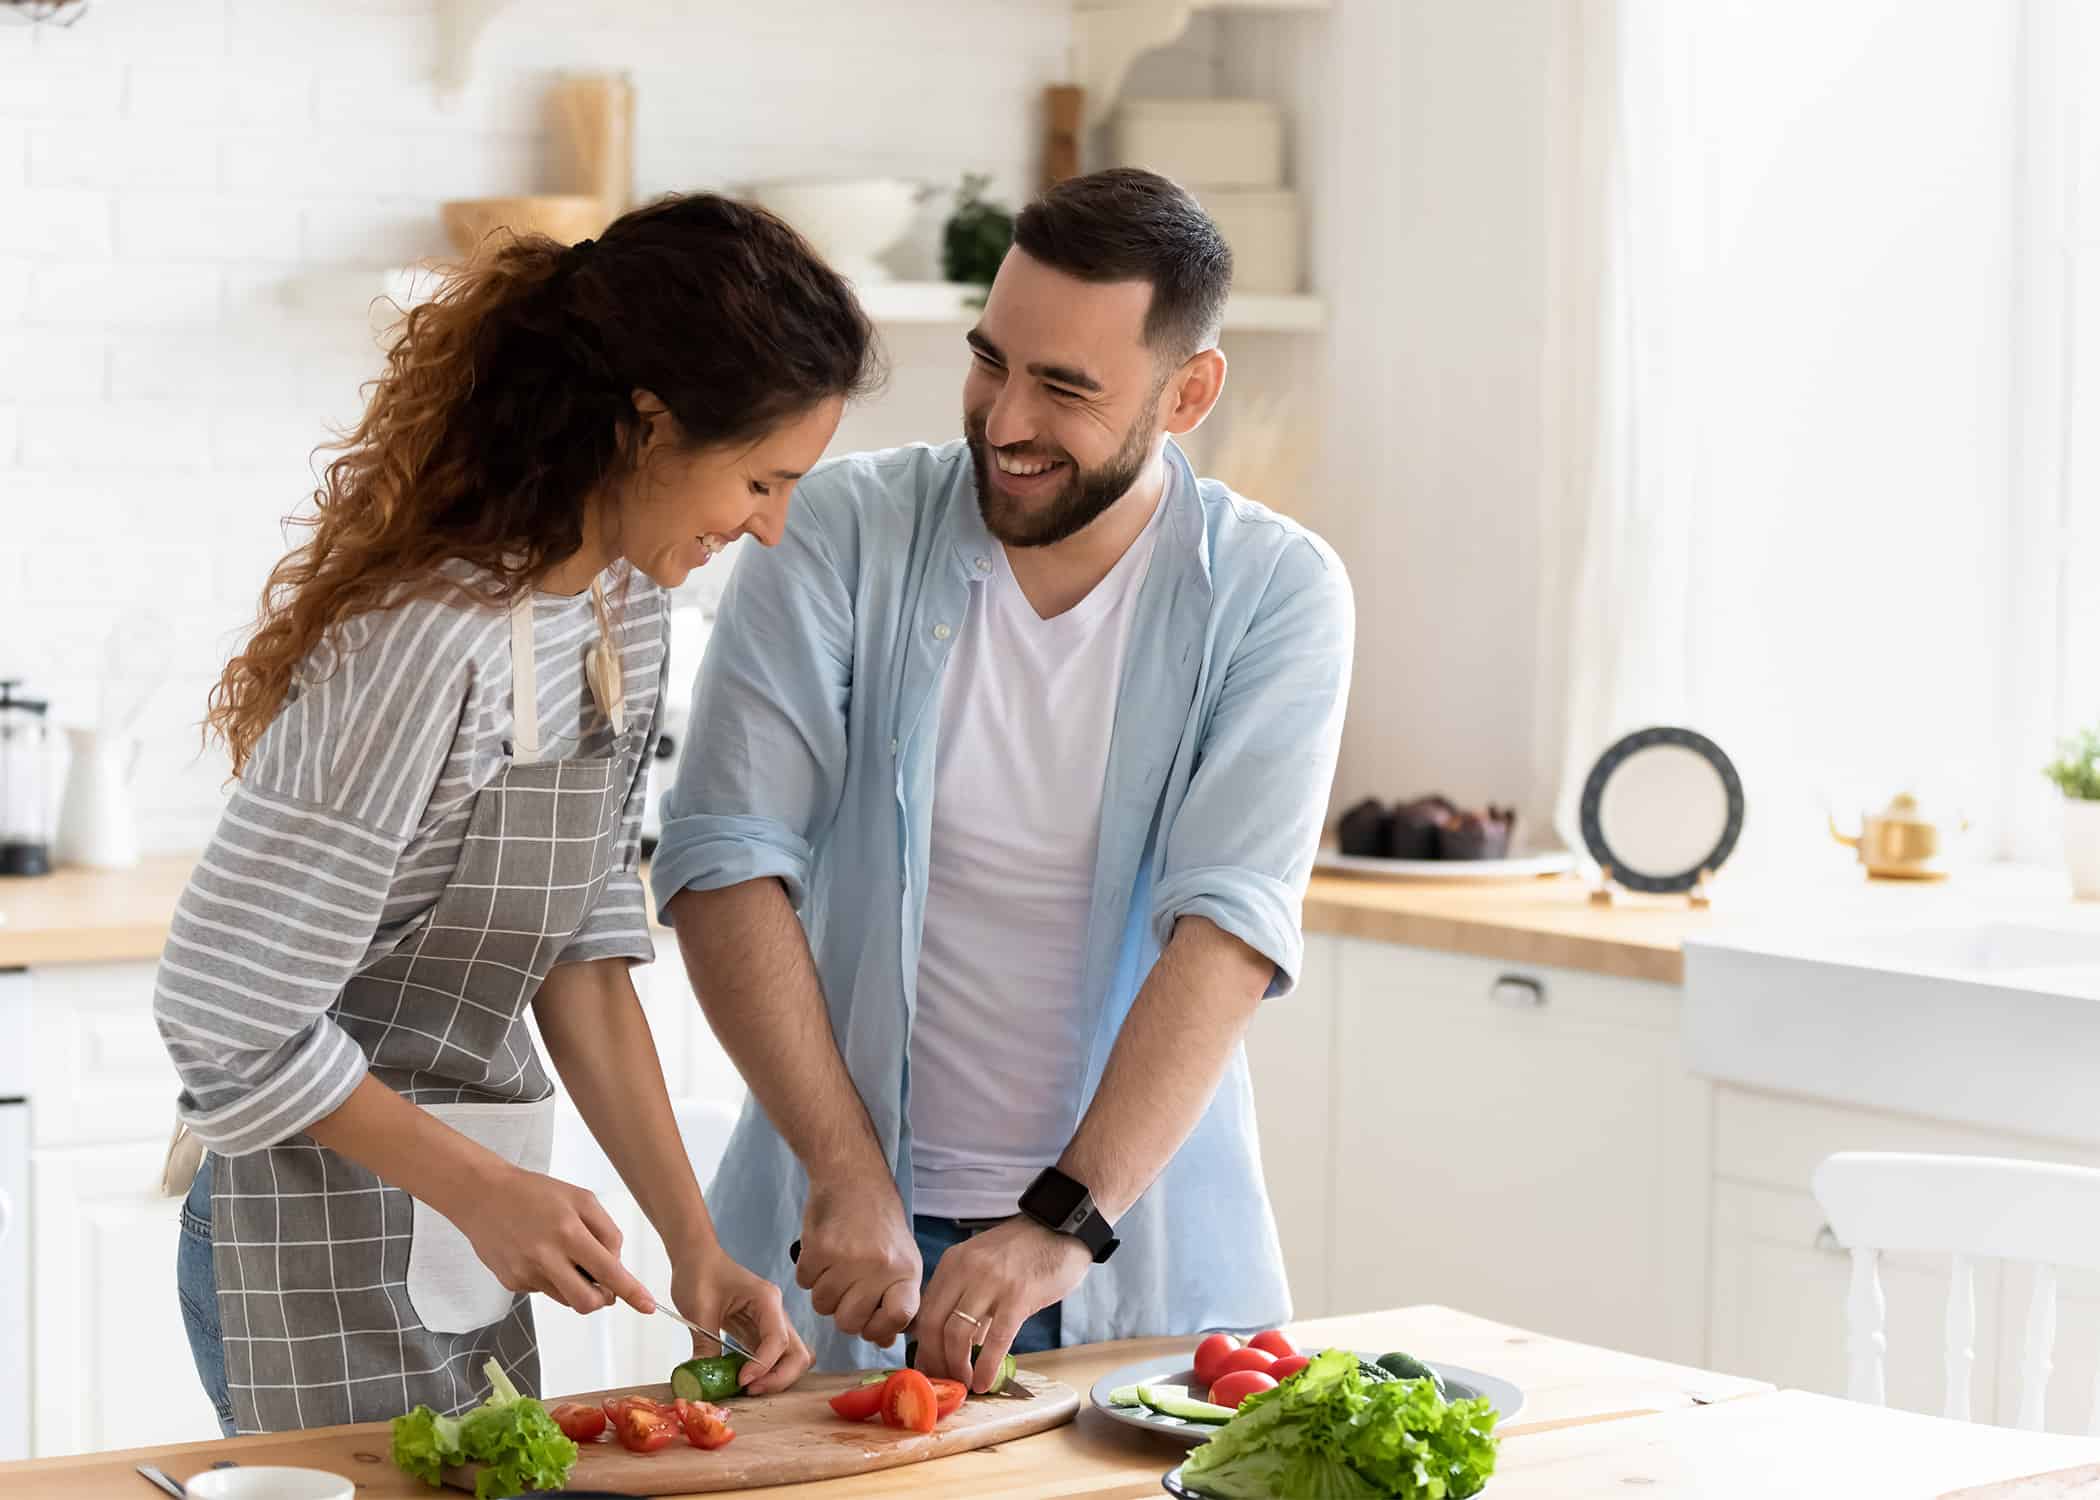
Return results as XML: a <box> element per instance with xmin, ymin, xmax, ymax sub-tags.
<box><xmin>548</xmin><ymin>1401</ymin><xmax>607</xmax><ymax>1442</ymax></box>
<box><xmin>1214</xmin><ymin>1347</ymin><xmax>1278</xmax><ymax>1380</ymax></box>
<box><xmin>880</xmin><ymin>1368</ymin><xmax>940</xmax><ymax>1434</ymax></box>
<box><xmin>926</xmin><ymin>1377</ymin><xmax>968</xmax><ymax>1419</ymax></box>
<box><xmin>1248</xmin><ymin>1329</ymin><xmax>1298</xmax><ymax>1360</ymax></box>
<box><xmin>1192</xmin><ymin>1333</ymin><xmax>1242</xmax><ymax>1388</ymax></box>
<box><xmin>829</xmin><ymin>1379</ymin><xmax>888</xmax><ymax>1422</ymax></box>
<box><xmin>672</xmin><ymin>1396</ymin><xmax>735</xmax><ymax>1450</ymax></box>
<box><xmin>1208</xmin><ymin>1369</ymin><xmax>1279</xmax><ymax>1409</ymax></box>
<box><xmin>601</xmin><ymin>1396</ymin><xmax>677</xmax><ymax>1453</ymax></box>
<box><xmin>1268</xmin><ymin>1353</ymin><xmax>1312</xmax><ymax>1381</ymax></box>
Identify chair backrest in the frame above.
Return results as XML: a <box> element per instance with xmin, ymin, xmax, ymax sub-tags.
<box><xmin>1812</xmin><ymin>1151</ymin><xmax>2100</xmax><ymax>1432</ymax></box>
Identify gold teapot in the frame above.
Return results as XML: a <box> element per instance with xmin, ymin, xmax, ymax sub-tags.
<box><xmin>1829</xmin><ymin>792</ymin><xmax>1970</xmax><ymax>880</ymax></box>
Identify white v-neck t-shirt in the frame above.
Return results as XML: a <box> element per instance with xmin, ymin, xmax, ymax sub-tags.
<box><xmin>908</xmin><ymin>484</ymin><xmax>1170</xmax><ymax>1220</ymax></box>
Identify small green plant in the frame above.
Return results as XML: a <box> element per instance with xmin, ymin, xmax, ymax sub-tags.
<box><xmin>2044</xmin><ymin>726</ymin><xmax>2100</xmax><ymax>801</ymax></box>
<box><xmin>942</xmin><ymin>173</ymin><xmax>1014</xmax><ymax>298</ymax></box>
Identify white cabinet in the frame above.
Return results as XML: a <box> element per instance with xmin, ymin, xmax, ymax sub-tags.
<box><xmin>1706</xmin><ymin>1083</ymin><xmax>2100</xmax><ymax>1433</ymax></box>
<box><xmin>1326</xmin><ymin>938</ymin><xmax>1711</xmax><ymax>1366</ymax></box>
<box><xmin>31</xmin><ymin>1140</ymin><xmax>223</xmax><ymax>1455</ymax></box>
<box><xmin>1245</xmin><ymin>932</ymin><xmax>1340</xmax><ymax>1317</ymax></box>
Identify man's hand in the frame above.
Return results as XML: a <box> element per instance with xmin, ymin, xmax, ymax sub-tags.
<box><xmin>914</xmin><ymin>1218</ymin><xmax>1091</xmax><ymax>1392</ymax></box>
<box><xmin>796</xmin><ymin>1176</ymin><xmax>922</xmax><ymax>1347</ymax></box>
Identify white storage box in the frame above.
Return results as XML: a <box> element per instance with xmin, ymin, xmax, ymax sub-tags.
<box><xmin>1113</xmin><ymin>97</ymin><xmax>1285</xmax><ymax>189</ymax></box>
<box><xmin>1199</xmin><ymin>187</ymin><xmax>1301</xmax><ymax>294</ymax></box>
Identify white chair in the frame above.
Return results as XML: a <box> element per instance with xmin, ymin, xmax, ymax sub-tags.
<box><xmin>1812</xmin><ymin>1151</ymin><xmax>2100</xmax><ymax>1431</ymax></box>
<box><xmin>549</xmin><ymin>1098</ymin><xmax>741</xmax><ymax>1389</ymax></box>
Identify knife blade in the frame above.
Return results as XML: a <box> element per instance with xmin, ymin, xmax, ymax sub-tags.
<box><xmin>644</xmin><ymin>1291</ymin><xmax>759</xmax><ymax>1364</ymax></box>
<box><xmin>574</xmin><ymin>1267</ymin><xmax>759</xmax><ymax>1364</ymax></box>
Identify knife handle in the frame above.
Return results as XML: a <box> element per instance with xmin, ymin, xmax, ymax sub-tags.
<box><xmin>788</xmin><ymin>1239</ymin><xmax>800</xmax><ymax>1265</ymax></box>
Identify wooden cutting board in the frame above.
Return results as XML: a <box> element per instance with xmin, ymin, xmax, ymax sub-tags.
<box><xmin>445</xmin><ymin>1369</ymin><xmax>1079</xmax><ymax>1497</ymax></box>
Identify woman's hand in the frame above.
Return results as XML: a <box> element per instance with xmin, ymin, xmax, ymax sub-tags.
<box><xmin>670</xmin><ymin>1247</ymin><xmax>813</xmax><ymax>1394</ymax></box>
<box><xmin>452</xmin><ymin>1162</ymin><xmax>656</xmax><ymax>1315</ymax></box>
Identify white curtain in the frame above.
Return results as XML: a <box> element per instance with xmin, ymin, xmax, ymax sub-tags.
<box><xmin>1535</xmin><ymin>0</ymin><xmax>2022</xmax><ymax>876</ymax></box>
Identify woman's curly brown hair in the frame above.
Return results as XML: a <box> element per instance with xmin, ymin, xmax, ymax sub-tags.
<box><xmin>207</xmin><ymin>192</ymin><xmax>880</xmax><ymax>776</ymax></box>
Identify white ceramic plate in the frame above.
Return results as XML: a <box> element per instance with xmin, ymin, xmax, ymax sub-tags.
<box><xmin>1315</xmin><ymin>849</ymin><xmax>1576</xmax><ymax>883</ymax></box>
<box><xmin>1090</xmin><ymin>1351</ymin><xmax>1524</xmax><ymax>1448</ymax></box>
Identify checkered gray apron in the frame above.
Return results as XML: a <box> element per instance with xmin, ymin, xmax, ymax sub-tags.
<box><xmin>212</xmin><ymin>593</ymin><xmax>642</xmax><ymax>1433</ymax></box>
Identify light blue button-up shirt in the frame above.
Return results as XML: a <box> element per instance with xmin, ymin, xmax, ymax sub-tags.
<box><xmin>650</xmin><ymin>438</ymin><xmax>1353</xmax><ymax>1369</ymax></box>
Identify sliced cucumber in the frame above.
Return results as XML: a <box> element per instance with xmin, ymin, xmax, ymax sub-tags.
<box><xmin>670</xmin><ymin>1354</ymin><xmax>748</xmax><ymax>1402</ymax></box>
<box><xmin>1137</xmin><ymin>1385</ymin><xmax>1234</xmax><ymax>1424</ymax></box>
<box><xmin>1109</xmin><ymin>1382</ymin><xmax>1183</xmax><ymax>1408</ymax></box>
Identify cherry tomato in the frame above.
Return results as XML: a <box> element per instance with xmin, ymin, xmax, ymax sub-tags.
<box><xmin>828</xmin><ymin>1378</ymin><xmax>889</xmax><ymax>1423</ymax></box>
<box><xmin>1248</xmin><ymin>1329</ymin><xmax>1298</xmax><ymax>1360</ymax></box>
<box><xmin>609</xmin><ymin>1400</ymin><xmax>678</xmax><ymax>1453</ymax></box>
<box><xmin>1213</xmin><ymin>1347</ymin><xmax>1278</xmax><ymax>1380</ymax></box>
<box><xmin>927</xmin><ymin>1377</ymin><xmax>968</xmax><ymax>1419</ymax></box>
<box><xmin>1208</xmin><ymin>1369</ymin><xmax>1279</xmax><ymax>1409</ymax></box>
<box><xmin>672</xmin><ymin>1396</ymin><xmax>735</xmax><ymax>1450</ymax></box>
<box><xmin>1192</xmin><ymin>1333</ymin><xmax>1242</xmax><ymax>1387</ymax></box>
<box><xmin>1268</xmin><ymin>1354</ymin><xmax>1312</xmax><ymax>1381</ymax></box>
<box><xmin>548</xmin><ymin>1401</ymin><xmax>607</xmax><ymax>1442</ymax></box>
<box><xmin>881</xmin><ymin>1369</ymin><xmax>941</xmax><ymax>1434</ymax></box>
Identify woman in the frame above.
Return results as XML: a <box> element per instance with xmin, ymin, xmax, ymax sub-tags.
<box><xmin>156</xmin><ymin>193</ymin><xmax>880</xmax><ymax>1435</ymax></box>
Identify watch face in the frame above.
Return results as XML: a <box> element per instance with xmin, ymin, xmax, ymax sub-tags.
<box><xmin>1021</xmin><ymin>1170</ymin><xmax>1088</xmax><ymax>1228</ymax></box>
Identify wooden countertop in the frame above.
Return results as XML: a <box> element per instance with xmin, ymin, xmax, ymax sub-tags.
<box><xmin>3</xmin><ymin>1304</ymin><xmax>1773</xmax><ymax>1497</ymax></box>
<box><xmin>7</xmin><ymin>853</ymin><xmax>2091</xmax><ymax>986</ymax></box>
<box><xmin>14</xmin><ymin>1305</ymin><xmax>2100</xmax><ymax>1497</ymax></box>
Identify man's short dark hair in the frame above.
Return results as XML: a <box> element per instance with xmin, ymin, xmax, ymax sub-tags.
<box><xmin>1012</xmin><ymin>167</ymin><xmax>1233</xmax><ymax>363</ymax></box>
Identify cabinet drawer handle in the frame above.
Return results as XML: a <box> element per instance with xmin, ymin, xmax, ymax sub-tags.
<box><xmin>1814</xmin><ymin>1224</ymin><xmax>1842</xmax><ymax>1255</ymax></box>
<box><xmin>1489</xmin><ymin>975</ymin><xmax>1546</xmax><ymax>1009</ymax></box>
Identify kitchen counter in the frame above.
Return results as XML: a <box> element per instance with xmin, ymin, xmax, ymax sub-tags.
<box><xmin>14</xmin><ymin>1303</ymin><xmax>2100</xmax><ymax>1497</ymax></box>
<box><xmin>0</xmin><ymin>1304</ymin><xmax>1771</xmax><ymax>1497</ymax></box>
<box><xmin>7</xmin><ymin>853</ymin><xmax>2094</xmax><ymax>982</ymax></box>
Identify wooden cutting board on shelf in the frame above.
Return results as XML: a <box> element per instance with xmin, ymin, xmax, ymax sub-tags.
<box><xmin>445</xmin><ymin>1369</ymin><xmax>1079</xmax><ymax>1497</ymax></box>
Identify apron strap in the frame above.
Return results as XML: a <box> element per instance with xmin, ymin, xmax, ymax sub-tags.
<box><xmin>509</xmin><ymin>592</ymin><xmax>540</xmax><ymax>762</ymax></box>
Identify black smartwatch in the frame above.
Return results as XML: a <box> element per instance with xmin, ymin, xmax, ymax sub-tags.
<box><xmin>1018</xmin><ymin>1167</ymin><xmax>1120</xmax><ymax>1264</ymax></box>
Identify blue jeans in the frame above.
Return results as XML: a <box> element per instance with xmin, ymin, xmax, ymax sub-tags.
<box><xmin>176</xmin><ymin>1155</ymin><xmax>239</xmax><ymax>1437</ymax></box>
<box><xmin>912</xmin><ymin>1215</ymin><xmax>1064</xmax><ymax>1355</ymax></box>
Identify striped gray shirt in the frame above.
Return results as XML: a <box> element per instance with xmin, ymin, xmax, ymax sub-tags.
<box><xmin>154</xmin><ymin>564</ymin><xmax>668</xmax><ymax>1157</ymax></box>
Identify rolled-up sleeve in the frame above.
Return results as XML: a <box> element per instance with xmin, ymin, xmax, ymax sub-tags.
<box><xmin>650</xmin><ymin>496</ymin><xmax>855</xmax><ymax>921</ymax></box>
<box><xmin>154</xmin><ymin>607</ymin><xmax>472</xmax><ymax>1155</ymax></box>
<box><xmin>1151</xmin><ymin>535</ymin><xmax>1355</xmax><ymax>997</ymax></box>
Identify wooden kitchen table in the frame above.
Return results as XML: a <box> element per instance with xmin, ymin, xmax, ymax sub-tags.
<box><xmin>0</xmin><ymin>1305</ymin><xmax>1764</xmax><ymax>1497</ymax></box>
<box><xmin>25</xmin><ymin>1303</ymin><xmax>2091</xmax><ymax>1498</ymax></box>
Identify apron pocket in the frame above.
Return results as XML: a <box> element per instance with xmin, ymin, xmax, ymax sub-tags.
<box><xmin>405</xmin><ymin>1097</ymin><xmax>556</xmax><ymax>1335</ymax></box>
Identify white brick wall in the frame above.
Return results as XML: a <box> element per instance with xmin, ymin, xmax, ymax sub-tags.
<box><xmin>0</xmin><ymin>0</ymin><xmax>1075</xmax><ymax>852</ymax></box>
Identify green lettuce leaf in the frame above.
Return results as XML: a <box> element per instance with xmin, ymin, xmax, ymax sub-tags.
<box><xmin>1180</xmin><ymin>1346</ymin><xmax>1498</xmax><ymax>1500</ymax></box>
<box><xmin>389</xmin><ymin>1406</ymin><xmax>465</xmax><ymax>1486</ymax></box>
<box><xmin>389</xmin><ymin>1359</ymin><xmax>578</xmax><ymax>1499</ymax></box>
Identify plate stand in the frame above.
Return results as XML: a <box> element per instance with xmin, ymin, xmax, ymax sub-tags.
<box><xmin>1588</xmin><ymin>865</ymin><xmax>1715</xmax><ymax>909</ymax></box>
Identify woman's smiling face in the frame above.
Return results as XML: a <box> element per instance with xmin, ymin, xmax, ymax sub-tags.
<box><xmin>613</xmin><ymin>392</ymin><xmax>844</xmax><ymax>587</ymax></box>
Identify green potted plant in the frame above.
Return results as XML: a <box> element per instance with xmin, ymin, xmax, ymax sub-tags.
<box><xmin>942</xmin><ymin>173</ymin><xmax>1014</xmax><ymax>306</ymax></box>
<box><xmin>2044</xmin><ymin>725</ymin><xmax>2100</xmax><ymax>899</ymax></box>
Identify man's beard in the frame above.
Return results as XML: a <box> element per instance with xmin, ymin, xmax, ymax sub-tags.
<box><xmin>965</xmin><ymin>403</ymin><xmax>1158</xmax><ymax>549</ymax></box>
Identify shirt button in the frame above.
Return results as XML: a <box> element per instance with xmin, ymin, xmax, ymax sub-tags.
<box><xmin>974</xmin><ymin>556</ymin><xmax>991</xmax><ymax>574</ymax></box>
<box><xmin>933</xmin><ymin>623</ymin><xmax>952</xmax><ymax>641</ymax></box>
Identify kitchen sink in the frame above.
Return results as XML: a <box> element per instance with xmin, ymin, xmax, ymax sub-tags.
<box><xmin>1683</xmin><ymin>920</ymin><xmax>2100</xmax><ymax>1146</ymax></box>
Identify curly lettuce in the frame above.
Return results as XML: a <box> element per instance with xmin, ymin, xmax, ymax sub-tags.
<box><xmin>391</xmin><ymin>1359</ymin><xmax>578</xmax><ymax>1500</ymax></box>
<box><xmin>1179</xmin><ymin>1347</ymin><xmax>1498</xmax><ymax>1500</ymax></box>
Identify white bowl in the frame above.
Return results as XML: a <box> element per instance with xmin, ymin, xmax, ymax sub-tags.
<box><xmin>744</xmin><ymin>176</ymin><xmax>922</xmax><ymax>285</ymax></box>
<box><xmin>183</xmin><ymin>1468</ymin><xmax>355</xmax><ymax>1500</ymax></box>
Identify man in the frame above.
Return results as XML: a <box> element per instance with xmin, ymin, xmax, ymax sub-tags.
<box><xmin>650</xmin><ymin>168</ymin><xmax>1353</xmax><ymax>1385</ymax></box>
